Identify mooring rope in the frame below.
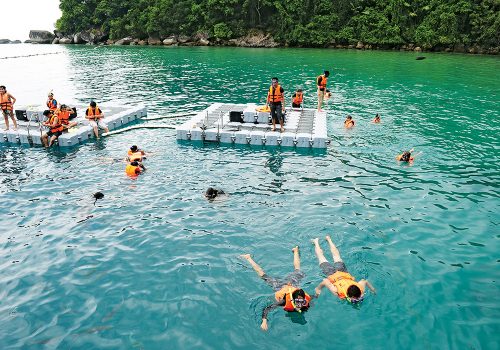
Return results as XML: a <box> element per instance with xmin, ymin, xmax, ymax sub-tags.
<box><xmin>0</xmin><ymin>51</ymin><xmax>64</xmax><ymax>60</ymax></box>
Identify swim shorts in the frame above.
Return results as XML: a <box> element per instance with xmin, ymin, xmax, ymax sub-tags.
<box><xmin>320</xmin><ymin>261</ymin><xmax>348</xmax><ymax>276</ymax></box>
<box><xmin>262</xmin><ymin>269</ymin><xmax>305</xmax><ymax>292</ymax></box>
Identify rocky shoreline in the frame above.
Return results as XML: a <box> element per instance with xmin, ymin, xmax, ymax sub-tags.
<box><xmin>2</xmin><ymin>30</ymin><xmax>497</xmax><ymax>55</ymax></box>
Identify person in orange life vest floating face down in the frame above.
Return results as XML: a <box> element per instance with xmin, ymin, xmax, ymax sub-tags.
<box><xmin>127</xmin><ymin>145</ymin><xmax>146</xmax><ymax>163</ymax></box>
<box><xmin>240</xmin><ymin>246</ymin><xmax>313</xmax><ymax>331</ymax></box>
<box><xmin>313</xmin><ymin>235</ymin><xmax>376</xmax><ymax>303</ymax></box>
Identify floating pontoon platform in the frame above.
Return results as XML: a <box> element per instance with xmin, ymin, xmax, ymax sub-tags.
<box><xmin>0</xmin><ymin>104</ymin><xmax>147</xmax><ymax>147</ymax></box>
<box><xmin>176</xmin><ymin>103</ymin><xmax>328</xmax><ymax>148</ymax></box>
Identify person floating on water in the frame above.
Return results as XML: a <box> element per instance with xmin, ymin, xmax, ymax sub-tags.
<box><xmin>372</xmin><ymin>113</ymin><xmax>381</xmax><ymax>123</ymax></box>
<box><xmin>57</xmin><ymin>104</ymin><xmax>78</xmax><ymax>130</ymax></box>
<box><xmin>265</xmin><ymin>77</ymin><xmax>285</xmax><ymax>132</ymax></box>
<box><xmin>291</xmin><ymin>88</ymin><xmax>303</xmax><ymax>108</ymax></box>
<box><xmin>344</xmin><ymin>115</ymin><xmax>355</xmax><ymax>128</ymax></box>
<box><xmin>313</xmin><ymin>236</ymin><xmax>376</xmax><ymax>303</ymax></box>
<box><xmin>316</xmin><ymin>70</ymin><xmax>330</xmax><ymax>112</ymax></box>
<box><xmin>396</xmin><ymin>148</ymin><xmax>415</xmax><ymax>163</ymax></box>
<box><xmin>0</xmin><ymin>85</ymin><xmax>18</xmax><ymax>131</ymax></box>
<box><xmin>205</xmin><ymin>187</ymin><xmax>224</xmax><ymax>200</ymax></box>
<box><xmin>85</xmin><ymin>101</ymin><xmax>109</xmax><ymax>139</ymax></box>
<box><xmin>125</xmin><ymin>160</ymin><xmax>144</xmax><ymax>177</ymax></box>
<box><xmin>241</xmin><ymin>246</ymin><xmax>312</xmax><ymax>331</ymax></box>
<box><xmin>41</xmin><ymin>110</ymin><xmax>63</xmax><ymax>148</ymax></box>
<box><xmin>127</xmin><ymin>145</ymin><xmax>146</xmax><ymax>163</ymax></box>
<box><xmin>46</xmin><ymin>92</ymin><xmax>58</xmax><ymax>111</ymax></box>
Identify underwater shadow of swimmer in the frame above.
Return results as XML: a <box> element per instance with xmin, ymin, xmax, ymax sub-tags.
<box><xmin>285</xmin><ymin>310</ymin><xmax>308</xmax><ymax>325</ymax></box>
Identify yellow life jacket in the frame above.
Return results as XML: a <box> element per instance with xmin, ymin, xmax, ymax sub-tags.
<box><xmin>327</xmin><ymin>271</ymin><xmax>362</xmax><ymax>299</ymax></box>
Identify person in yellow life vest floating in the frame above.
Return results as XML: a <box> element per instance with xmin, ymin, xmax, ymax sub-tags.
<box><xmin>0</xmin><ymin>85</ymin><xmax>18</xmax><ymax>131</ymax></box>
<box><xmin>57</xmin><ymin>104</ymin><xmax>78</xmax><ymax>129</ymax></box>
<box><xmin>127</xmin><ymin>145</ymin><xmax>146</xmax><ymax>163</ymax></box>
<box><xmin>265</xmin><ymin>77</ymin><xmax>285</xmax><ymax>132</ymax></box>
<box><xmin>316</xmin><ymin>70</ymin><xmax>330</xmax><ymax>112</ymax></box>
<box><xmin>46</xmin><ymin>92</ymin><xmax>58</xmax><ymax>111</ymax></box>
<box><xmin>85</xmin><ymin>101</ymin><xmax>109</xmax><ymax>138</ymax></box>
<box><xmin>291</xmin><ymin>89</ymin><xmax>303</xmax><ymax>108</ymax></box>
<box><xmin>41</xmin><ymin>109</ymin><xmax>64</xmax><ymax>148</ymax></box>
<box><xmin>241</xmin><ymin>246</ymin><xmax>312</xmax><ymax>331</ymax></box>
<box><xmin>125</xmin><ymin>161</ymin><xmax>145</xmax><ymax>177</ymax></box>
<box><xmin>313</xmin><ymin>235</ymin><xmax>376</xmax><ymax>304</ymax></box>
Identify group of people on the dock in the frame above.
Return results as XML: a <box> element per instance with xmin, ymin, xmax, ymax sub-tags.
<box><xmin>241</xmin><ymin>235</ymin><xmax>375</xmax><ymax>331</ymax></box>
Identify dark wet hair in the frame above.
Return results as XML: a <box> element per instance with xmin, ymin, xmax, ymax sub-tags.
<box><xmin>131</xmin><ymin>161</ymin><xmax>139</xmax><ymax>166</ymax></box>
<box><xmin>401</xmin><ymin>151</ymin><xmax>411</xmax><ymax>162</ymax></box>
<box><xmin>346</xmin><ymin>115</ymin><xmax>352</xmax><ymax>120</ymax></box>
<box><xmin>324</xmin><ymin>71</ymin><xmax>330</xmax><ymax>77</ymax></box>
<box><xmin>347</xmin><ymin>285</ymin><xmax>362</xmax><ymax>299</ymax></box>
<box><xmin>292</xmin><ymin>289</ymin><xmax>310</xmax><ymax>311</ymax></box>
<box><xmin>90</xmin><ymin>101</ymin><xmax>97</xmax><ymax>107</ymax></box>
<box><xmin>271</xmin><ymin>77</ymin><xmax>278</xmax><ymax>82</ymax></box>
<box><xmin>130</xmin><ymin>145</ymin><xmax>138</xmax><ymax>152</ymax></box>
<box><xmin>297</xmin><ymin>89</ymin><xmax>303</xmax><ymax>92</ymax></box>
<box><xmin>0</xmin><ymin>85</ymin><xmax>5</xmax><ymax>89</ymax></box>
<box><xmin>205</xmin><ymin>187</ymin><xmax>219</xmax><ymax>199</ymax></box>
<box><xmin>60</xmin><ymin>104</ymin><xmax>67</xmax><ymax>109</ymax></box>
<box><xmin>43</xmin><ymin>110</ymin><xmax>52</xmax><ymax>116</ymax></box>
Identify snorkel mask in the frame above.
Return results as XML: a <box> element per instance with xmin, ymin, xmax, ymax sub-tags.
<box><xmin>346</xmin><ymin>295</ymin><xmax>364</xmax><ymax>304</ymax></box>
<box><xmin>291</xmin><ymin>297</ymin><xmax>309</xmax><ymax>312</ymax></box>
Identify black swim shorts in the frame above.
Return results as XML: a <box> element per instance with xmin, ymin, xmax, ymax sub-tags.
<box><xmin>320</xmin><ymin>261</ymin><xmax>348</xmax><ymax>276</ymax></box>
<box><xmin>262</xmin><ymin>269</ymin><xmax>305</xmax><ymax>292</ymax></box>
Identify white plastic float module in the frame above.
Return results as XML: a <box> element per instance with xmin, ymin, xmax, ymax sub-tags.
<box><xmin>176</xmin><ymin>103</ymin><xmax>328</xmax><ymax>149</ymax></box>
<box><xmin>0</xmin><ymin>104</ymin><xmax>147</xmax><ymax>147</ymax></box>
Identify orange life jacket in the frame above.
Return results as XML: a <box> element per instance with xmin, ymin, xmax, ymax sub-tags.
<box><xmin>47</xmin><ymin>98</ymin><xmax>58</xmax><ymax>111</ymax></box>
<box><xmin>292</xmin><ymin>92</ymin><xmax>303</xmax><ymax>105</ymax></box>
<box><xmin>49</xmin><ymin>114</ymin><xmax>64</xmax><ymax>133</ymax></box>
<box><xmin>317</xmin><ymin>75</ymin><xmax>327</xmax><ymax>90</ymax></box>
<box><xmin>327</xmin><ymin>271</ymin><xmax>362</xmax><ymax>299</ymax></box>
<box><xmin>0</xmin><ymin>93</ymin><xmax>13</xmax><ymax>111</ymax></box>
<box><xmin>125</xmin><ymin>164</ymin><xmax>141</xmax><ymax>176</ymax></box>
<box><xmin>57</xmin><ymin>109</ymin><xmax>71</xmax><ymax>125</ymax></box>
<box><xmin>87</xmin><ymin>106</ymin><xmax>101</xmax><ymax>119</ymax></box>
<box><xmin>127</xmin><ymin>150</ymin><xmax>143</xmax><ymax>162</ymax></box>
<box><xmin>268</xmin><ymin>85</ymin><xmax>283</xmax><ymax>103</ymax></box>
<box><xmin>274</xmin><ymin>285</ymin><xmax>311</xmax><ymax>312</ymax></box>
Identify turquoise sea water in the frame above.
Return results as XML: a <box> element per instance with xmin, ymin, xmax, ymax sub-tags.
<box><xmin>0</xmin><ymin>45</ymin><xmax>499</xmax><ymax>349</ymax></box>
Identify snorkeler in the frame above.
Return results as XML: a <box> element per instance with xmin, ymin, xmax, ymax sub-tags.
<box><xmin>396</xmin><ymin>148</ymin><xmax>414</xmax><ymax>162</ymax></box>
<box><xmin>344</xmin><ymin>115</ymin><xmax>355</xmax><ymax>128</ymax></box>
<box><xmin>313</xmin><ymin>236</ymin><xmax>375</xmax><ymax>303</ymax></box>
<box><xmin>372</xmin><ymin>114</ymin><xmax>381</xmax><ymax>123</ymax></box>
<box><xmin>240</xmin><ymin>246</ymin><xmax>312</xmax><ymax>331</ymax></box>
<box><xmin>205</xmin><ymin>187</ymin><xmax>224</xmax><ymax>200</ymax></box>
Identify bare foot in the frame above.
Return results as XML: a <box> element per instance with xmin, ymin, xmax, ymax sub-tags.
<box><xmin>240</xmin><ymin>254</ymin><xmax>251</xmax><ymax>260</ymax></box>
<box><xmin>312</xmin><ymin>238</ymin><xmax>319</xmax><ymax>245</ymax></box>
<box><xmin>325</xmin><ymin>235</ymin><xmax>332</xmax><ymax>241</ymax></box>
<box><xmin>3</xmin><ymin>128</ymin><xmax>9</xmax><ymax>131</ymax></box>
<box><xmin>271</xmin><ymin>128</ymin><xmax>276</xmax><ymax>132</ymax></box>
<box><xmin>292</xmin><ymin>246</ymin><xmax>299</xmax><ymax>253</ymax></box>
<box><xmin>280</xmin><ymin>128</ymin><xmax>284</xmax><ymax>133</ymax></box>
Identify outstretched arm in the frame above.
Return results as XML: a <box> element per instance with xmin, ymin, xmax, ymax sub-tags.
<box><xmin>315</xmin><ymin>278</ymin><xmax>338</xmax><ymax>298</ymax></box>
<box><xmin>261</xmin><ymin>300</ymin><xmax>284</xmax><ymax>331</ymax></box>
<box><xmin>359</xmin><ymin>279</ymin><xmax>376</xmax><ymax>294</ymax></box>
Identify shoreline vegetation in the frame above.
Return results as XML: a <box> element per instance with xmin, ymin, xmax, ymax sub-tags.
<box><xmin>6</xmin><ymin>0</ymin><xmax>500</xmax><ymax>55</ymax></box>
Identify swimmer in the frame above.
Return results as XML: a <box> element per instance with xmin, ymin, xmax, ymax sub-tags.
<box><xmin>205</xmin><ymin>187</ymin><xmax>224</xmax><ymax>200</ymax></box>
<box><xmin>344</xmin><ymin>115</ymin><xmax>355</xmax><ymax>128</ymax></box>
<box><xmin>372</xmin><ymin>114</ymin><xmax>381</xmax><ymax>123</ymax></box>
<box><xmin>313</xmin><ymin>236</ymin><xmax>376</xmax><ymax>303</ymax></box>
<box><xmin>396</xmin><ymin>148</ymin><xmax>414</xmax><ymax>162</ymax></box>
<box><xmin>127</xmin><ymin>145</ymin><xmax>146</xmax><ymax>163</ymax></box>
<box><xmin>240</xmin><ymin>246</ymin><xmax>312</xmax><ymax>331</ymax></box>
<box><xmin>125</xmin><ymin>160</ymin><xmax>145</xmax><ymax>177</ymax></box>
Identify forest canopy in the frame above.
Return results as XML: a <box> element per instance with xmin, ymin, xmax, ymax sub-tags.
<box><xmin>56</xmin><ymin>0</ymin><xmax>499</xmax><ymax>49</ymax></box>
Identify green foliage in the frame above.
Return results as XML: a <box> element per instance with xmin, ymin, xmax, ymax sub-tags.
<box><xmin>56</xmin><ymin>0</ymin><xmax>499</xmax><ymax>49</ymax></box>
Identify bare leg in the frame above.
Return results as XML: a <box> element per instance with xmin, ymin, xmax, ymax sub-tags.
<box><xmin>317</xmin><ymin>91</ymin><xmax>324</xmax><ymax>112</ymax></box>
<box><xmin>325</xmin><ymin>235</ymin><xmax>343</xmax><ymax>262</ymax></box>
<box><xmin>93</xmin><ymin>126</ymin><xmax>99</xmax><ymax>138</ymax></box>
<box><xmin>240</xmin><ymin>254</ymin><xmax>266</xmax><ymax>277</ymax></box>
<box><xmin>312</xmin><ymin>237</ymin><xmax>328</xmax><ymax>264</ymax></box>
<box><xmin>49</xmin><ymin>135</ymin><xmax>57</xmax><ymax>147</ymax></box>
<box><xmin>9</xmin><ymin>112</ymin><xmax>17</xmax><ymax>129</ymax></box>
<box><xmin>41</xmin><ymin>134</ymin><xmax>48</xmax><ymax>147</ymax></box>
<box><xmin>104</xmin><ymin>126</ymin><xmax>109</xmax><ymax>133</ymax></box>
<box><xmin>3</xmin><ymin>113</ymin><xmax>9</xmax><ymax>130</ymax></box>
<box><xmin>292</xmin><ymin>246</ymin><xmax>300</xmax><ymax>270</ymax></box>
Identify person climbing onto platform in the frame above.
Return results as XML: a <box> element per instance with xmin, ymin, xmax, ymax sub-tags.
<box><xmin>265</xmin><ymin>77</ymin><xmax>285</xmax><ymax>132</ymax></box>
<box><xmin>312</xmin><ymin>236</ymin><xmax>376</xmax><ymax>303</ymax></box>
<box><xmin>292</xmin><ymin>88</ymin><xmax>303</xmax><ymax>108</ymax></box>
<box><xmin>41</xmin><ymin>110</ymin><xmax>63</xmax><ymax>148</ymax></box>
<box><xmin>0</xmin><ymin>85</ymin><xmax>18</xmax><ymax>131</ymax></box>
<box><xmin>46</xmin><ymin>92</ymin><xmax>58</xmax><ymax>111</ymax></box>
<box><xmin>240</xmin><ymin>246</ymin><xmax>312</xmax><ymax>331</ymax></box>
<box><xmin>316</xmin><ymin>70</ymin><xmax>330</xmax><ymax>112</ymax></box>
<box><xmin>85</xmin><ymin>101</ymin><xmax>109</xmax><ymax>139</ymax></box>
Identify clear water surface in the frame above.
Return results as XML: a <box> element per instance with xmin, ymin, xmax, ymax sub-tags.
<box><xmin>0</xmin><ymin>45</ymin><xmax>499</xmax><ymax>349</ymax></box>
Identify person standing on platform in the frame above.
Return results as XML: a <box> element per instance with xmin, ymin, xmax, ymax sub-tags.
<box><xmin>265</xmin><ymin>77</ymin><xmax>285</xmax><ymax>132</ymax></box>
<box><xmin>46</xmin><ymin>92</ymin><xmax>58</xmax><ymax>111</ymax></box>
<box><xmin>316</xmin><ymin>70</ymin><xmax>330</xmax><ymax>112</ymax></box>
<box><xmin>0</xmin><ymin>85</ymin><xmax>18</xmax><ymax>131</ymax></box>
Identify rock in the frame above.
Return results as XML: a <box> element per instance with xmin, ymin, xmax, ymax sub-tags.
<box><xmin>24</xmin><ymin>40</ymin><xmax>32</xmax><ymax>44</ymax></box>
<box><xmin>54</xmin><ymin>30</ymin><xmax>64</xmax><ymax>38</ymax></box>
<box><xmin>130</xmin><ymin>42</ymin><xmax>137</xmax><ymax>46</ymax></box>
<box><xmin>52</xmin><ymin>38</ymin><xmax>60</xmax><ymax>44</ymax></box>
<box><xmin>148</xmin><ymin>37</ymin><xmax>162</xmax><ymax>45</ymax></box>
<box><xmin>29</xmin><ymin>30</ymin><xmax>55</xmax><ymax>44</ymax></box>
<box><xmin>348</xmin><ymin>44</ymin><xmax>354</xmax><ymax>49</ymax></box>
<box><xmin>231</xmin><ymin>30</ymin><xmax>279</xmax><ymax>48</ymax></box>
<box><xmin>11</xmin><ymin>40</ymin><xmax>21</xmax><ymax>44</ymax></box>
<box><xmin>178</xmin><ymin>35</ymin><xmax>190</xmax><ymax>44</ymax></box>
<box><xmin>408</xmin><ymin>43</ymin><xmax>415</xmax><ymax>50</ymax></box>
<box><xmin>198</xmin><ymin>38</ymin><xmax>210</xmax><ymax>46</ymax></box>
<box><xmin>73</xmin><ymin>33</ymin><xmax>84</xmax><ymax>44</ymax></box>
<box><xmin>138</xmin><ymin>40</ymin><xmax>148</xmax><ymax>46</ymax></box>
<box><xmin>468</xmin><ymin>46</ymin><xmax>478</xmax><ymax>54</ymax></box>
<box><xmin>0</xmin><ymin>39</ymin><xmax>10</xmax><ymax>44</ymax></box>
<box><xmin>414</xmin><ymin>46</ymin><xmax>422</xmax><ymax>52</ymax></box>
<box><xmin>162</xmin><ymin>36</ymin><xmax>177</xmax><ymax>45</ymax></box>
<box><xmin>80</xmin><ymin>31</ymin><xmax>94</xmax><ymax>43</ymax></box>
<box><xmin>454</xmin><ymin>43</ymin><xmax>465</xmax><ymax>53</ymax></box>
<box><xmin>59</xmin><ymin>37</ymin><xmax>73</xmax><ymax>44</ymax></box>
<box><xmin>356</xmin><ymin>41</ymin><xmax>364</xmax><ymax>49</ymax></box>
<box><xmin>114</xmin><ymin>37</ymin><xmax>133</xmax><ymax>45</ymax></box>
<box><xmin>444</xmin><ymin>48</ymin><xmax>451</xmax><ymax>52</ymax></box>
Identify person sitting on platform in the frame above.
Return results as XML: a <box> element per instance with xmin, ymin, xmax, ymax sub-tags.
<box><xmin>46</xmin><ymin>92</ymin><xmax>58</xmax><ymax>111</ymax></box>
<box><xmin>41</xmin><ymin>110</ymin><xmax>63</xmax><ymax>148</ymax></box>
<box><xmin>57</xmin><ymin>104</ymin><xmax>78</xmax><ymax>130</ymax></box>
<box><xmin>85</xmin><ymin>101</ymin><xmax>109</xmax><ymax>139</ymax></box>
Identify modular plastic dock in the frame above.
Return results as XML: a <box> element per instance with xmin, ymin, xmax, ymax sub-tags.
<box><xmin>176</xmin><ymin>103</ymin><xmax>328</xmax><ymax>148</ymax></box>
<box><xmin>0</xmin><ymin>104</ymin><xmax>147</xmax><ymax>147</ymax></box>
